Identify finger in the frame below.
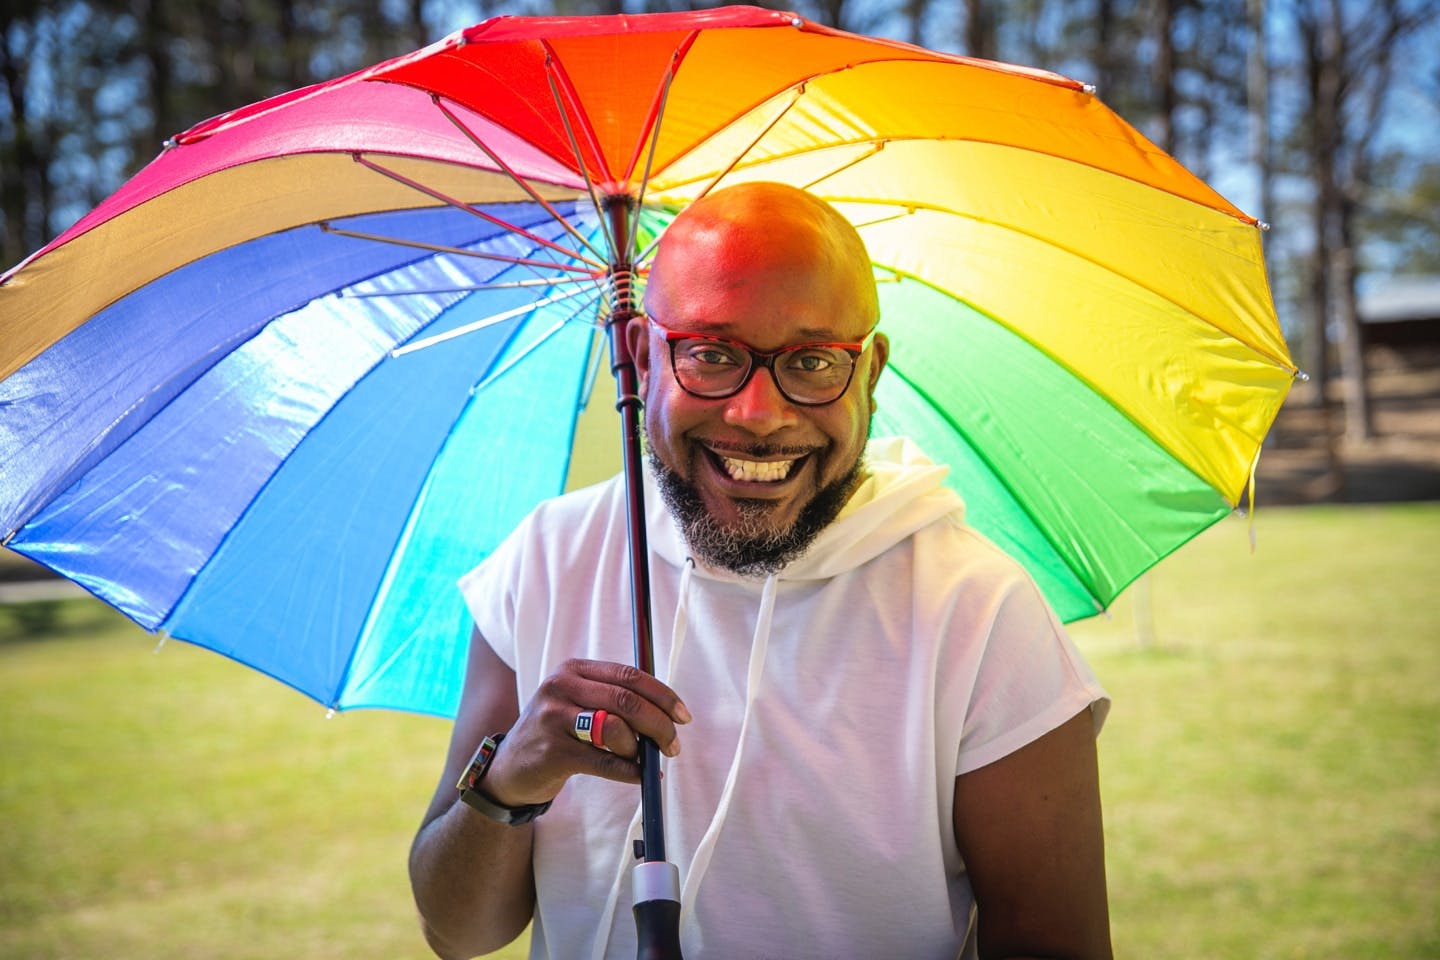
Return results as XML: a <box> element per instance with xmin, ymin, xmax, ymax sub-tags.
<box><xmin>568</xmin><ymin>659</ymin><xmax>692</xmax><ymax>724</ymax></box>
<box><xmin>569</xmin><ymin>681</ymin><xmax>682</xmax><ymax>758</ymax></box>
<box><xmin>595</xmin><ymin>710</ymin><xmax>644</xmax><ymax>762</ymax></box>
<box><xmin>571</xmin><ymin>705</ymin><xmax>647</xmax><ymax>763</ymax></box>
<box><xmin>557</xmin><ymin>661</ymin><xmax>689</xmax><ymax>757</ymax></box>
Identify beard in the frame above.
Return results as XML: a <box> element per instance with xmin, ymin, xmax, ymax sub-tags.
<box><xmin>648</xmin><ymin>443</ymin><xmax>863</xmax><ymax>578</ymax></box>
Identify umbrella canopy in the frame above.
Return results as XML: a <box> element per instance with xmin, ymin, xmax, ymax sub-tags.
<box><xmin>0</xmin><ymin>6</ymin><xmax>1296</xmax><ymax>718</ymax></box>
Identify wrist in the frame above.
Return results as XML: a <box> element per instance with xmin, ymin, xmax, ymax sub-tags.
<box><xmin>455</xmin><ymin>734</ymin><xmax>553</xmax><ymax>826</ymax></box>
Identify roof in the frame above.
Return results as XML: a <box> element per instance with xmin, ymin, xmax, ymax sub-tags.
<box><xmin>1360</xmin><ymin>276</ymin><xmax>1440</xmax><ymax>324</ymax></box>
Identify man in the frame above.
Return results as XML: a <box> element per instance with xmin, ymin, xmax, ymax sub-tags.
<box><xmin>410</xmin><ymin>182</ymin><xmax>1112</xmax><ymax>959</ymax></box>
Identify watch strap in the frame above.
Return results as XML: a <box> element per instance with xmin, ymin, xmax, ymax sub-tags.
<box><xmin>455</xmin><ymin>733</ymin><xmax>552</xmax><ymax>826</ymax></box>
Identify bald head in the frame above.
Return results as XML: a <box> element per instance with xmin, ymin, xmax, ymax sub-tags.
<box><xmin>644</xmin><ymin>182</ymin><xmax>879</xmax><ymax>332</ymax></box>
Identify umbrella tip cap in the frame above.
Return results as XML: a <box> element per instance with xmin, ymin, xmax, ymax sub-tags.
<box><xmin>1081</xmin><ymin>83</ymin><xmax>1097</xmax><ymax>95</ymax></box>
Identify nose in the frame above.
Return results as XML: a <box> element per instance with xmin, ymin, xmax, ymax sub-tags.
<box><xmin>721</xmin><ymin>365</ymin><xmax>799</xmax><ymax>436</ymax></box>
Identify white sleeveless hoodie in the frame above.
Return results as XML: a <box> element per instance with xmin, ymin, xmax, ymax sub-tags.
<box><xmin>460</xmin><ymin>436</ymin><xmax>1108</xmax><ymax>960</ymax></box>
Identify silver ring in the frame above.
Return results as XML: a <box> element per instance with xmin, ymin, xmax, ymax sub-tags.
<box><xmin>574</xmin><ymin>709</ymin><xmax>599</xmax><ymax>745</ymax></box>
<box><xmin>574</xmin><ymin>709</ymin><xmax>608</xmax><ymax>749</ymax></box>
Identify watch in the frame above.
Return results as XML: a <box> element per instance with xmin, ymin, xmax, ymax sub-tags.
<box><xmin>455</xmin><ymin>733</ymin><xmax>553</xmax><ymax>825</ymax></box>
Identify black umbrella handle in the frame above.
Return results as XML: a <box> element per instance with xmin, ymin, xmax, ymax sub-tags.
<box><xmin>633</xmin><ymin>862</ymin><xmax>684</xmax><ymax>960</ymax></box>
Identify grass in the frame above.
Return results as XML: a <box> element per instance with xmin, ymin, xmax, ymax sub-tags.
<box><xmin>1068</xmin><ymin>503</ymin><xmax>1440</xmax><ymax>958</ymax></box>
<box><xmin>2</xmin><ymin>503</ymin><xmax>1437</xmax><ymax>958</ymax></box>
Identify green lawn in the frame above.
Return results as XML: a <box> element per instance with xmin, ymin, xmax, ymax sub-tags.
<box><xmin>2</xmin><ymin>503</ymin><xmax>1437</xmax><ymax>959</ymax></box>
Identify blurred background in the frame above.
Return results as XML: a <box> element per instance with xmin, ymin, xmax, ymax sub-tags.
<box><xmin>4</xmin><ymin>0</ymin><xmax>1438</xmax><ymax>498</ymax></box>
<box><xmin>3</xmin><ymin>1</ymin><xmax>1437</xmax><ymax>957</ymax></box>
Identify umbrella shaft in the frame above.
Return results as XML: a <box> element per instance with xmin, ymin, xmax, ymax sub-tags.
<box><xmin>610</xmin><ymin>316</ymin><xmax>667</xmax><ymax>864</ymax></box>
<box><xmin>603</xmin><ymin>181</ymin><xmax>671</xmax><ymax>864</ymax></box>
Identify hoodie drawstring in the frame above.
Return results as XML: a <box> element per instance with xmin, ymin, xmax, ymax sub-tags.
<box><xmin>679</xmin><ymin>571</ymin><xmax>778</xmax><ymax>926</ymax></box>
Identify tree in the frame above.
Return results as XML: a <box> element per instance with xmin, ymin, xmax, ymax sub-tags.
<box><xmin>1290</xmin><ymin>0</ymin><xmax>1432</xmax><ymax>443</ymax></box>
<box><xmin>963</xmin><ymin>0</ymin><xmax>998</xmax><ymax>58</ymax></box>
<box><xmin>0</xmin><ymin>0</ymin><xmax>447</xmax><ymax>267</ymax></box>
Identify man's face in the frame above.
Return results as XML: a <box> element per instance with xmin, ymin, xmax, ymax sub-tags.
<box><xmin>631</xmin><ymin>187</ymin><xmax>887</xmax><ymax>575</ymax></box>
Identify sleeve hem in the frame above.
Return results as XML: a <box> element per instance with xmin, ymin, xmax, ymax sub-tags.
<box><xmin>955</xmin><ymin>686</ymin><xmax>1109</xmax><ymax>777</ymax></box>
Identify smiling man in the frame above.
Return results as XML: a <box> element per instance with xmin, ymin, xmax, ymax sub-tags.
<box><xmin>638</xmin><ymin>184</ymin><xmax>885</xmax><ymax>577</ymax></box>
<box><xmin>409</xmin><ymin>183</ymin><xmax>1113</xmax><ymax>960</ymax></box>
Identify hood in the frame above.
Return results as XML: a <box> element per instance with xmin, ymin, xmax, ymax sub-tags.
<box><xmin>645</xmin><ymin>435</ymin><xmax>963</xmax><ymax>583</ymax></box>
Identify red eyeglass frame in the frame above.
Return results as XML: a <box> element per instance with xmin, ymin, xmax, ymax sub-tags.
<box><xmin>645</xmin><ymin>317</ymin><xmax>878</xmax><ymax>406</ymax></box>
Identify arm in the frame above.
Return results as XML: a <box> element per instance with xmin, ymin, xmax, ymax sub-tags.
<box><xmin>409</xmin><ymin>628</ymin><xmax>690</xmax><ymax>959</ymax></box>
<box><xmin>409</xmin><ymin>631</ymin><xmax>533</xmax><ymax>959</ymax></box>
<box><xmin>952</xmin><ymin>707</ymin><xmax>1112</xmax><ymax>960</ymax></box>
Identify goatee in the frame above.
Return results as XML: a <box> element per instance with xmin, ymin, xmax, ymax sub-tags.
<box><xmin>649</xmin><ymin>446</ymin><xmax>863</xmax><ymax>577</ymax></box>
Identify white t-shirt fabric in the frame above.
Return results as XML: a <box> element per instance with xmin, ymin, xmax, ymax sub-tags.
<box><xmin>459</xmin><ymin>436</ymin><xmax>1109</xmax><ymax>960</ymax></box>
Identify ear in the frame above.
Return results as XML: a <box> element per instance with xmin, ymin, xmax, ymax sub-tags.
<box><xmin>867</xmin><ymin>331</ymin><xmax>890</xmax><ymax>390</ymax></box>
<box><xmin>866</xmin><ymin>332</ymin><xmax>889</xmax><ymax>414</ymax></box>
<box><xmin>625</xmin><ymin>315</ymin><xmax>652</xmax><ymax>393</ymax></box>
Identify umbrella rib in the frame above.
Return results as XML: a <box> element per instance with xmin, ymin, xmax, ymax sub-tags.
<box><xmin>627</xmin><ymin>48</ymin><xmax>681</xmax><ymax>260</ymax></box>
<box><xmin>798</xmin><ymin>142</ymin><xmax>884</xmax><ymax>191</ymax></box>
<box><xmin>577</xmin><ymin>322</ymin><xmax>607</xmax><ymax>414</ymax></box>
<box><xmin>691</xmin><ymin>84</ymin><xmax>806</xmax><ymax>203</ymax></box>
<box><xmin>392</xmin><ymin>285</ymin><xmax>598</xmax><ymax>358</ymax></box>
<box><xmin>319</xmin><ymin>223</ymin><xmax>601</xmax><ymax>276</ymax></box>
<box><xmin>342</xmin><ymin>276</ymin><xmax>597</xmax><ymax>299</ymax></box>
<box><xmin>468</xmin><ymin>290</ymin><xmax>605</xmax><ymax>396</ymax></box>
<box><xmin>621</xmin><ymin>30</ymin><xmax>700</xmax><ymax>185</ymax></box>
<box><xmin>541</xmin><ymin>41</ymin><xmax>615</xmax><ymax>185</ymax></box>
<box><xmin>352</xmin><ymin>153</ymin><xmax>604</xmax><ymax>271</ymax></box>
<box><xmin>544</xmin><ymin>56</ymin><xmax>616</xmax><ymax>262</ymax></box>
<box><xmin>430</xmin><ymin>95</ymin><xmax>607</xmax><ymax>262</ymax></box>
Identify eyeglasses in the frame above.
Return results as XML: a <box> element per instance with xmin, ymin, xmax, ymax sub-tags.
<box><xmin>648</xmin><ymin>317</ymin><xmax>877</xmax><ymax>407</ymax></box>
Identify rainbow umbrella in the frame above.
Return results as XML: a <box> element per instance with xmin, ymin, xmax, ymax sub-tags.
<box><xmin>1</xmin><ymin>5</ymin><xmax>1296</xmax><ymax>719</ymax></box>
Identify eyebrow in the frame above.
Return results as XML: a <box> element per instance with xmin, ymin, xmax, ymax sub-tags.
<box><xmin>670</xmin><ymin>321</ymin><xmax>854</xmax><ymax>343</ymax></box>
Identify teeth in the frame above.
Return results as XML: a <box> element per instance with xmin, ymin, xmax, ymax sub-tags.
<box><xmin>721</xmin><ymin>456</ymin><xmax>795</xmax><ymax>483</ymax></box>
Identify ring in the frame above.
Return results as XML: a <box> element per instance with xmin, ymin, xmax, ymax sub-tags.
<box><xmin>574</xmin><ymin>709</ymin><xmax>608</xmax><ymax>750</ymax></box>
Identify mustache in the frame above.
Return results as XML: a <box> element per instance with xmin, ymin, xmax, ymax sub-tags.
<box><xmin>699</xmin><ymin>440</ymin><xmax>818</xmax><ymax>459</ymax></box>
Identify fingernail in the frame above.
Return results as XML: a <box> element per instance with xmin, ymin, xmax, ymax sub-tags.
<box><xmin>663</xmin><ymin>737</ymin><xmax>681</xmax><ymax>758</ymax></box>
<box><xmin>674</xmin><ymin>702</ymin><xmax>693</xmax><ymax>724</ymax></box>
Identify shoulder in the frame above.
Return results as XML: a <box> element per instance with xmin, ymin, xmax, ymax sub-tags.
<box><xmin>911</xmin><ymin>510</ymin><xmax>1045</xmax><ymax>606</ymax></box>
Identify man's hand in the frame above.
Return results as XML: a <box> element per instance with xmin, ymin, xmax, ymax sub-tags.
<box><xmin>410</xmin><ymin>640</ymin><xmax>688</xmax><ymax>959</ymax></box>
<box><xmin>481</xmin><ymin>657</ymin><xmax>692</xmax><ymax>807</ymax></box>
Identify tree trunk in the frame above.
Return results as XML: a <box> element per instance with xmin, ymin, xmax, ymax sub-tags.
<box><xmin>277</xmin><ymin>0</ymin><xmax>303</xmax><ymax>91</ymax></box>
<box><xmin>1331</xmin><ymin>221</ymin><xmax>1372</xmax><ymax>441</ymax></box>
<box><xmin>408</xmin><ymin>0</ymin><xmax>427</xmax><ymax>50</ymax></box>
<box><xmin>0</xmin><ymin>10</ymin><xmax>50</xmax><ymax>263</ymax></box>
<box><xmin>1153</xmin><ymin>0</ymin><xmax>1177</xmax><ymax>156</ymax></box>
<box><xmin>964</xmin><ymin>0</ymin><xmax>996</xmax><ymax>60</ymax></box>
<box><xmin>1247</xmin><ymin>0</ymin><xmax>1272</xmax><ymax>231</ymax></box>
<box><xmin>139</xmin><ymin>0</ymin><xmax>174</xmax><ymax>149</ymax></box>
<box><xmin>1300</xmin><ymin>7</ymin><xmax>1337</xmax><ymax>408</ymax></box>
<box><xmin>904</xmin><ymin>0</ymin><xmax>929</xmax><ymax>46</ymax></box>
<box><xmin>1094</xmin><ymin>0</ymin><xmax>1115</xmax><ymax>99</ymax></box>
<box><xmin>1302</xmin><ymin>3</ymin><xmax>1348</xmax><ymax>489</ymax></box>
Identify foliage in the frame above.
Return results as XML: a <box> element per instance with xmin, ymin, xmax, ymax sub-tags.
<box><xmin>4</xmin><ymin>0</ymin><xmax>1436</xmax><ymax>283</ymax></box>
<box><xmin>2</xmin><ymin>504</ymin><xmax>1438</xmax><ymax>957</ymax></box>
